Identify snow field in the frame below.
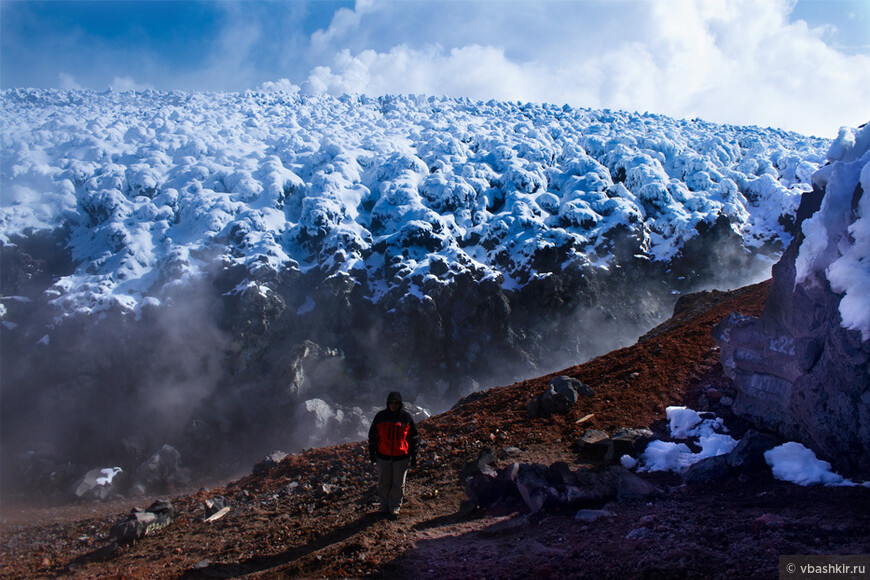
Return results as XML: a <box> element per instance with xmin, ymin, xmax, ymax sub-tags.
<box><xmin>1</xmin><ymin>89</ymin><xmax>827</xmax><ymax>320</ymax></box>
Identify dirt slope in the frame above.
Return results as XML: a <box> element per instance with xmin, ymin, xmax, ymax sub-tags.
<box><xmin>2</xmin><ymin>279</ymin><xmax>868</xmax><ymax>579</ymax></box>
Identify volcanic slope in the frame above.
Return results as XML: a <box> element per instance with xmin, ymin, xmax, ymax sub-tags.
<box><xmin>1</xmin><ymin>279</ymin><xmax>867</xmax><ymax>579</ymax></box>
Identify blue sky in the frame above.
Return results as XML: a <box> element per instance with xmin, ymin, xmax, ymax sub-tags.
<box><xmin>1</xmin><ymin>0</ymin><xmax>868</xmax><ymax>137</ymax></box>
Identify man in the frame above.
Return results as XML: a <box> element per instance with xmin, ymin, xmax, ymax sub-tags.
<box><xmin>368</xmin><ymin>391</ymin><xmax>419</xmax><ymax>516</ymax></box>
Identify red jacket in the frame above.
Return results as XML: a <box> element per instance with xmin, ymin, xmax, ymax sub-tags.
<box><xmin>369</xmin><ymin>408</ymin><xmax>418</xmax><ymax>461</ymax></box>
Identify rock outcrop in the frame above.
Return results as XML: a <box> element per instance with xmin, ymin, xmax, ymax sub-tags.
<box><xmin>714</xmin><ymin>124</ymin><xmax>870</xmax><ymax>477</ymax></box>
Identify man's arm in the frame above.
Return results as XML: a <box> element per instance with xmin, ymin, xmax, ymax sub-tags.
<box><xmin>368</xmin><ymin>415</ymin><xmax>379</xmax><ymax>463</ymax></box>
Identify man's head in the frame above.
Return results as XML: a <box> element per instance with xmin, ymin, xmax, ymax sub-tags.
<box><xmin>387</xmin><ymin>391</ymin><xmax>403</xmax><ymax>410</ymax></box>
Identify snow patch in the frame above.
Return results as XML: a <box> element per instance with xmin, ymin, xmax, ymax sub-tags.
<box><xmin>638</xmin><ymin>407</ymin><xmax>738</xmax><ymax>473</ymax></box>
<box><xmin>764</xmin><ymin>442</ymin><xmax>864</xmax><ymax>487</ymax></box>
<box><xmin>96</xmin><ymin>467</ymin><xmax>123</xmax><ymax>486</ymax></box>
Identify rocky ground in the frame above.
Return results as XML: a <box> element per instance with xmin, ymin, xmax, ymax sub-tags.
<box><xmin>1</xmin><ymin>279</ymin><xmax>868</xmax><ymax>579</ymax></box>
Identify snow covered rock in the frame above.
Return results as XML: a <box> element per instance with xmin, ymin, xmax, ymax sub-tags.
<box><xmin>71</xmin><ymin>467</ymin><xmax>123</xmax><ymax>500</ymax></box>
<box><xmin>292</xmin><ymin>398</ymin><xmax>371</xmax><ymax>449</ymax></box>
<box><xmin>714</xmin><ymin>123</ymin><xmax>870</xmax><ymax>477</ymax></box>
<box><xmin>0</xmin><ymin>89</ymin><xmax>829</xmax><ymax>483</ymax></box>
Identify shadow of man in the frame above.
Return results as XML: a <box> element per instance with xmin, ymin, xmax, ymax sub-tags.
<box><xmin>180</xmin><ymin>511</ymin><xmax>385</xmax><ymax>578</ymax></box>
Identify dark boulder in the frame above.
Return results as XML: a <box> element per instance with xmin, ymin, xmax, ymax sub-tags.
<box><xmin>726</xmin><ymin>430</ymin><xmax>780</xmax><ymax>473</ymax></box>
<box><xmin>681</xmin><ymin>455</ymin><xmax>731</xmax><ymax>485</ymax></box>
<box><xmin>575</xmin><ymin>429</ymin><xmax>612</xmax><ymax>462</ymax></box>
<box><xmin>528</xmin><ymin>376</ymin><xmax>594</xmax><ymax>418</ymax></box>
<box><xmin>461</xmin><ymin>447</ymin><xmax>518</xmax><ymax>508</ymax></box>
<box><xmin>131</xmin><ymin>444</ymin><xmax>188</xmax><ymax>495</ymax></box>
<box><xmin>515</xmin><ymin>463</ymin><xmax>554</xmax><ymax>513</ymax></box>
<box><xmin>611</xmin><ymin>428</ymin><xmax>655</xmax><ymax>459</ymax></box>
<box><xmin>109</xmin><ymin>499</ymin><xmax>175</xmax><ymax>544</ymax></box>
<box><xmin>681</xmin><ymin>430</ymin><xmax>781</xmax><ymax>485</ymax></box>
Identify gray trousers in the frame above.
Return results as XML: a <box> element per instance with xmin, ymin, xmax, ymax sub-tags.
<box><xmin>376</xmin><ymin>457</ymin><xmax>410</xmax><ymax>512</ymax></box>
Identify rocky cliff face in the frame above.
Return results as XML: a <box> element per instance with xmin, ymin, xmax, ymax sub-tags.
<box><xmin>715</xmin><ymin>124</ymin><xmax>870</xmax><ymax>477</ymax></box>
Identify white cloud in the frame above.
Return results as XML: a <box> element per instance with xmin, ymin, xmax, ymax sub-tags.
<box><xmin>300</xmin><ymin>0</ymin><xmax>870</xmax><ymax>137</ymax></box>
<box><xmin>301</xmin><ymin>44</ymin><xmax>549</xmax><ymax>102</ymax></box>
<box><xmin>310</xmin><ymin>0</ymin><xmax>380</xmax><ymax>54</ymax></box>
<box><xmin>110</xmin><ymin>76</ymin><xmax>154</xmax><ymax>92</ymax></box>
<box><xmin>259</xmin><ymin>78</ymin><xmax>301</xmax><ymax>94</ymax></box>
<box><xmin>15</xmin><ymin>0</ymin><xmax>867</xmax><ymax>136</ymax></box>
<box><xmin>58</xmin><ymin>73</ymin><xmax>83</xmax><ymax>90</ymax></box>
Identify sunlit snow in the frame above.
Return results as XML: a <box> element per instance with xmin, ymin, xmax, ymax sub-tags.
<box><xmin>1</xmin><ymin>89</ymin><xmax>827</xmax><ymax>321</ymax></box>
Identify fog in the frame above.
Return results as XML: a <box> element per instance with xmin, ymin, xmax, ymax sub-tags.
<box><xmin>0</xmin><ymin>229</ymin><xmax>779</xmax><ymax>504</ymax></box>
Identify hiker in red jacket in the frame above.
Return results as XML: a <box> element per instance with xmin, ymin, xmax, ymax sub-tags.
<box><xmin>368</xmin><ymin>391</ymin><xmax>419</xmax><ymax>516</ymax></box>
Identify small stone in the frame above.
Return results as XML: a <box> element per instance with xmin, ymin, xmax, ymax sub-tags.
<box><xmin>751</xmin><ymin>513</ymin><xmax>787</xmax><ymax>534</ymax></box>
<box><xmin>252</xmin><ymin>451</ymin><xmax>288</xmax><ymax>476</ymax></box>
<box><xmin>625</xmin><ymin>527</ymin><xmax>655</xmax><ymax>540</ymax></box>
<box><xmin>575</xmin><ymin>508</ymin><xmax>614</xmax><ymax>522</ymax></box>
<box><xmin>578</xmin><ymin>430</ymin><xmax>610</xmax><ymax>446</ymax></box>
<box><xmin>611</xmin><ymin>428</ymin><xmax>654</xmax><ymax>457</ymax></box>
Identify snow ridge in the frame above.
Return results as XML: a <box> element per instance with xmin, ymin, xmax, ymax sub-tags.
<box><xmin>1</xmin><ymin>89</ymin><xmax>827</xmax><ymax>318</ymax></box>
